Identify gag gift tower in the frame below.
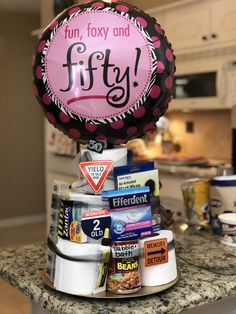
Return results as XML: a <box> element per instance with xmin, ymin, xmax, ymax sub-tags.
<box><xmin>33</xmin><ymin>0</ymin><xmax>177</xmax><ymax>297</ymax></box>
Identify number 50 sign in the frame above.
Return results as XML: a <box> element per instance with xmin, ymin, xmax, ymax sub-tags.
<box><xmin>81</xmin><ymin>210</ymin><xmax>111</xmax><ymax>240</ymax></box>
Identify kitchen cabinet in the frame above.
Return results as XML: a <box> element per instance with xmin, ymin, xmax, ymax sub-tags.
<box><xmin>210</xmin><ymin>0</ymin><xmax>236</xmax><ymax>46</ymax></box>
<box><xmin>150</xmin><ymin>0</ymin><xmax>236</xmax><ymax>54</ymax></box>
<box><xmin>160</xmin><ymin>5</ymin><xmax>210</xmax><ymax>52</ymax></box>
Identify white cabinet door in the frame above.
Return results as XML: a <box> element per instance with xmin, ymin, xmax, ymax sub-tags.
<box><xmin>152</xmin><ymin>0</ymin><xmax>236</xmax><ymax>54</ymax></box>
<box><xmin>162</xmin><ymin>6</ymin><xmax>210</xmax><ymax>52</ymax></box>
<box><xmin>210</xmin><ymin>0</ymin><xmax>236</xmax><ymax>45</ymax></box>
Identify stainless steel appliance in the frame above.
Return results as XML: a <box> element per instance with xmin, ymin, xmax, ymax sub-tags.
<box><xmin>172</xmin><ymin>58</ymin><xmax>236</xmax><ymax>110</ymax></box>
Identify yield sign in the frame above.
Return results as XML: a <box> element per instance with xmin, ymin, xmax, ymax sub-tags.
<box><xmin>79</xmin><ymin>160</ymin><xmax>114</xmax><ymax>193</ymax></box>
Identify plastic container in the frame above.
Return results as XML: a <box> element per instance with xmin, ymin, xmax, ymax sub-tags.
<box><xmin>210</xmin><ymin>175</ymin><xmax>236</xmax><ymax>234</ymax></box>
<box><xmin>218</xmin><ymin>213</ymin><xmax>236</xmax><ymax>247</ymax></box>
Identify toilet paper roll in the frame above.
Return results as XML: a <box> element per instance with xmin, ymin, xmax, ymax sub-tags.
<box><xmin>54</xmin><ymin>239</ymin><xmax>100</xmax><ymax>295</ymax></box>
<box><xmin>75</xmin><ymin>147</ymin><xmax>127</xmax><ymax>193</ymax></box>
<box><xmin>54</xmin><ymin>256</ymin><xmax>97</xmax><ymax>295</ymax></box>
<box><xmin>138</xmin><ymin>230</ymin><xmax>177</xmax><ymax>287</ymax></box>
<box><xmin>56</xmin><ymin>238</ymin><xmax>99</xmax><ymax>260</ymax></box>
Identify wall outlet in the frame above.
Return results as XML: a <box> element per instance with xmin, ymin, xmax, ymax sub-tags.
<box><xmin>186</xmin><ymin>121</ymin><xmax>194</xmax><ymax>133</ymax></box>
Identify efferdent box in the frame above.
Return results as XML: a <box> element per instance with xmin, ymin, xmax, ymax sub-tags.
<box><xmin>102</xmin><ymin>187</ymin><xmax>152</xmax><ymax>241</ymax></box>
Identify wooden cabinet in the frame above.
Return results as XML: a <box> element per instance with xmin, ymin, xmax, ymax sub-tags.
<box><xmin>150</xmin><ymin>0</ymin><xmax>236</xmax><ymax>54</ymax></box>
<box><xmin>211</xmin><ymin>0</ymin><xmax>236</xmax><ymax>46</ymax></box>
<box><xmin>162</xmin><ymin>6</ymin><xmax>210</xmax><ymax>52</ymax></box>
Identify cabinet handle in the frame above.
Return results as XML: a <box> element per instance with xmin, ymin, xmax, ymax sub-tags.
<box><xmin>202</xmin><ymin>35</ymin><xmax>208</xmax><ymax>41</ymax></box>
<box><xmin>211</xmin><ymin>33</ymin><xmax>218</xmax><ymax>39</ymax></box>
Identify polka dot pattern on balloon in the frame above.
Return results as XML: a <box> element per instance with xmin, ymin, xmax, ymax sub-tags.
<box><xmin>114</xmin><ymin>138</ymin><xmax>125</xmax><ymax>145</ymax></box>
<box><xmin>69</xmin><ymin>128</ymin><xmax>81</xmax><ymax>138</ymax></box>
<box><xmin>165</xmin><ymin>76</ymin><xmax>173</xmax><ymax>89</ymax></box>
<box><xmin>143</xmin><ymin>122</ymin><xmax>154</xmax><ymax>132</ymax></box>
<box><xmin>59</xmin><ymin>112</ymin><xmax>70</xmax><ymax>123</ymax></box>
<box><xmin>91</xmin><ymin>2</ymin><xmax>105</xmax><ymax>8</ymax></box>
<box><xmin>157</xmin><ymin>61</ymin><xmax>165</xmax><ymax>73</ymax></box>
<box><xmin>96</xmin><ymin>135</ymin><xmax>107</xmax><ymax>141</ymax></box>
<box><xmin>136</xmin><ymin>17</ymin><xmax>147</xmax><ymax>28</ymax></box>
<box><xmin>154</xmin><ymin>24</ymin><xmax>164</xmax><ymax>35</ymax></box>
<box><xmin>68</xmin><ymin>7</ymin><xmax>81</xmax><ymax>15</ymax></box>
<box><xmin>36</xmin><ymin>66</ymin><xmax>42</xmax><ymax>79</ymax></box>
<box><xmin>42</xmin><ymin>94</ymin><xmax>51</xmax><ymax>105</ymax></box>
<box><xmin>46</xmin><ymin>112</ymin><xmax>56</xmax><ymax>124</ymax></box>
<box><xmin>50</xmin><ymin>21</ymin><xmax>59</xmax><ymax>30</ymax></box>
<box><xmin>133</xmin><ymin>107</ymin><xmax>146</xmax><ymax>118</ymax></box>
<box><xmin>85</xmin><ymin>123</ymin><xmax>97</xmax><ymax>132</ymax></box>
<box><xmin>165</xmin><ymin>48</ymin><xmax>173</xmax><ymax>62</ymax></box>
<box><xmin>110</xmin><ymin>120</ymin><xmax>124</xmax><ymax>130</ymax></box>
<box><xmin>116</xmin><ymin>5</ymin><xmax>129</xmax><ymax>12</ymax></box>
<box><xmin>127</xmin><ymin>127</ymin><xmax>138</xmax><ymax>136</ymax></box>
<box><xmin>150</xmin><ymin>85</ymin><xmax>161</xmax><ymax>99</ymax></box>
<box><xmin>153</xmin><ymin>108</ymin><xmax>161</xmax><ymax>116</ymax></box>
<box><xmin>151</xmin><ymin>36</ymin><xmax>161</xmax><ymax>48</ymax></box>
<box><xmin>37</xmin><ymin>40</ymin><xmax>46</xmax><ymax>53</ymax></box>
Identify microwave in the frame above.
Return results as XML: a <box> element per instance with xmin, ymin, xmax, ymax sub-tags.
<box><xmin>170</xmin><ymin>58</ymin><xmax>236</xmax><ymax>111</ymax></box>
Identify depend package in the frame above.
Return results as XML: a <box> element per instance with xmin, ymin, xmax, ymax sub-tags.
<box><xmin>57</xmin><ymin>193</ymin><xmax>104</xmax><ymax>243</ymax></box>
<box><xmin>102</xmin><ymin>187</ymin><xmax>152</xmax><ymax>241</ymax></box>
<box><xmin>114</xmin><ymin>162</ymin><xmax>160</xmax><ymax>197</ymax></box>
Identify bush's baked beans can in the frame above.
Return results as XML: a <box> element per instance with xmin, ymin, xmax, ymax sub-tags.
<box><xmin>107</xmin><ymin>240</ymin><xmax>141</xmax><ymax>294</ymax></box>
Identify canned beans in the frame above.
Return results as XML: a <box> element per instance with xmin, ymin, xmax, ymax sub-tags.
<box><xmin>107</xmin><ymin>240</ymin><xmax>141</xmax><ymax>294</ymax></box>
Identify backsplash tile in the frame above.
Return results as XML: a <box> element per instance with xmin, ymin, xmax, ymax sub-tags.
<box><xmin>166</xmin><ymin>110</ymin><xmax>232</xmax><ymax>162</ymax></box>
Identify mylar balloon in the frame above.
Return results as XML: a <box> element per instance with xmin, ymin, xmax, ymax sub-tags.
<box><xmin>33</xmin><ymin>1</ymin><xmax>175</xmax><ymax>145</ymax></box>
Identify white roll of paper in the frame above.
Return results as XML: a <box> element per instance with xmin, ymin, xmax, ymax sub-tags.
<box><xmin>54</xmin><ymin>239</ymin><xmax>100</xmax><ymax>295</ymax></box>
<box><xmin>68</xmin><ymin>192</ymin><xmax>103</xmax><ymax>210</ymax></box>
<box><xmin>138</xmin><ymin>230</ymin><xmax>177</xmax><ymax>286</ymax></box>
<box><xmin>75</xmin><ymin>147</ymin><xmax>128</xmax><ymax>193</ymax></box>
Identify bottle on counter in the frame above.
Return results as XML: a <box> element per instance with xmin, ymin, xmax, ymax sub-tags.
<box><xmin>93</xmin><ymin>228</ymin><xmax>111</xmax><ymax>294</ymax></box>
<box><xmin>161</xmin><ymin>130</ymin><xmax>173</xmax><ymax>154</ymax></box>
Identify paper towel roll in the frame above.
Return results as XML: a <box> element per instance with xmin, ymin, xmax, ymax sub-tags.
<box><xmin>54</xmin><ymin>239</ymin><xmax>100</xmax><ymax>295</ymax></box>
<box><xmin>138</xmin><ymin>230</ymin><xmax>177</xmax><ymax>286</ymax></box>
<box><xmin>75</xmin><ymin>147</ymin><xmax>127</xmax><ymax>193</ymax></box>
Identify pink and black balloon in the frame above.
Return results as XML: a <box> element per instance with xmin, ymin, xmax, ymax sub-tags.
<box><xmin>33</xmin><ymin>1</ymin><xmax>175</xmax><ymax>145</ymax></box>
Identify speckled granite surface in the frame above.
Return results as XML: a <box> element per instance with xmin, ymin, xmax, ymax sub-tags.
<box><xmin>175</xmin><ymin>228</ymin><xmax>236</xmax><ymax>276</ymax></box>
<box><xmin>0</xmin><ymin>231</ymin><xmax>236</xmax><ymax>314</ymax></box>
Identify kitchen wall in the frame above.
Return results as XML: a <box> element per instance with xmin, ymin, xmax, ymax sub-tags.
<box><xmin>166</xmin><ymin>110</ymin><xmax>232</xmax><ymax>162</ymax></box>
<box><xmin>0</xmin><ymin>10</ymin><xmax>45</xmax><ymax>222</ymax></box>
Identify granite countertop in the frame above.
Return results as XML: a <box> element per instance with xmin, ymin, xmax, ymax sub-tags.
<box><xmin>133</xmin><ymin>155</ymin><xmax>221</xmax><ymax>178</ymax></box>
<box><xmin>0</xmin><ymin>230</ymin><xmax>236</xmax><ymax>314</ymax></box>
